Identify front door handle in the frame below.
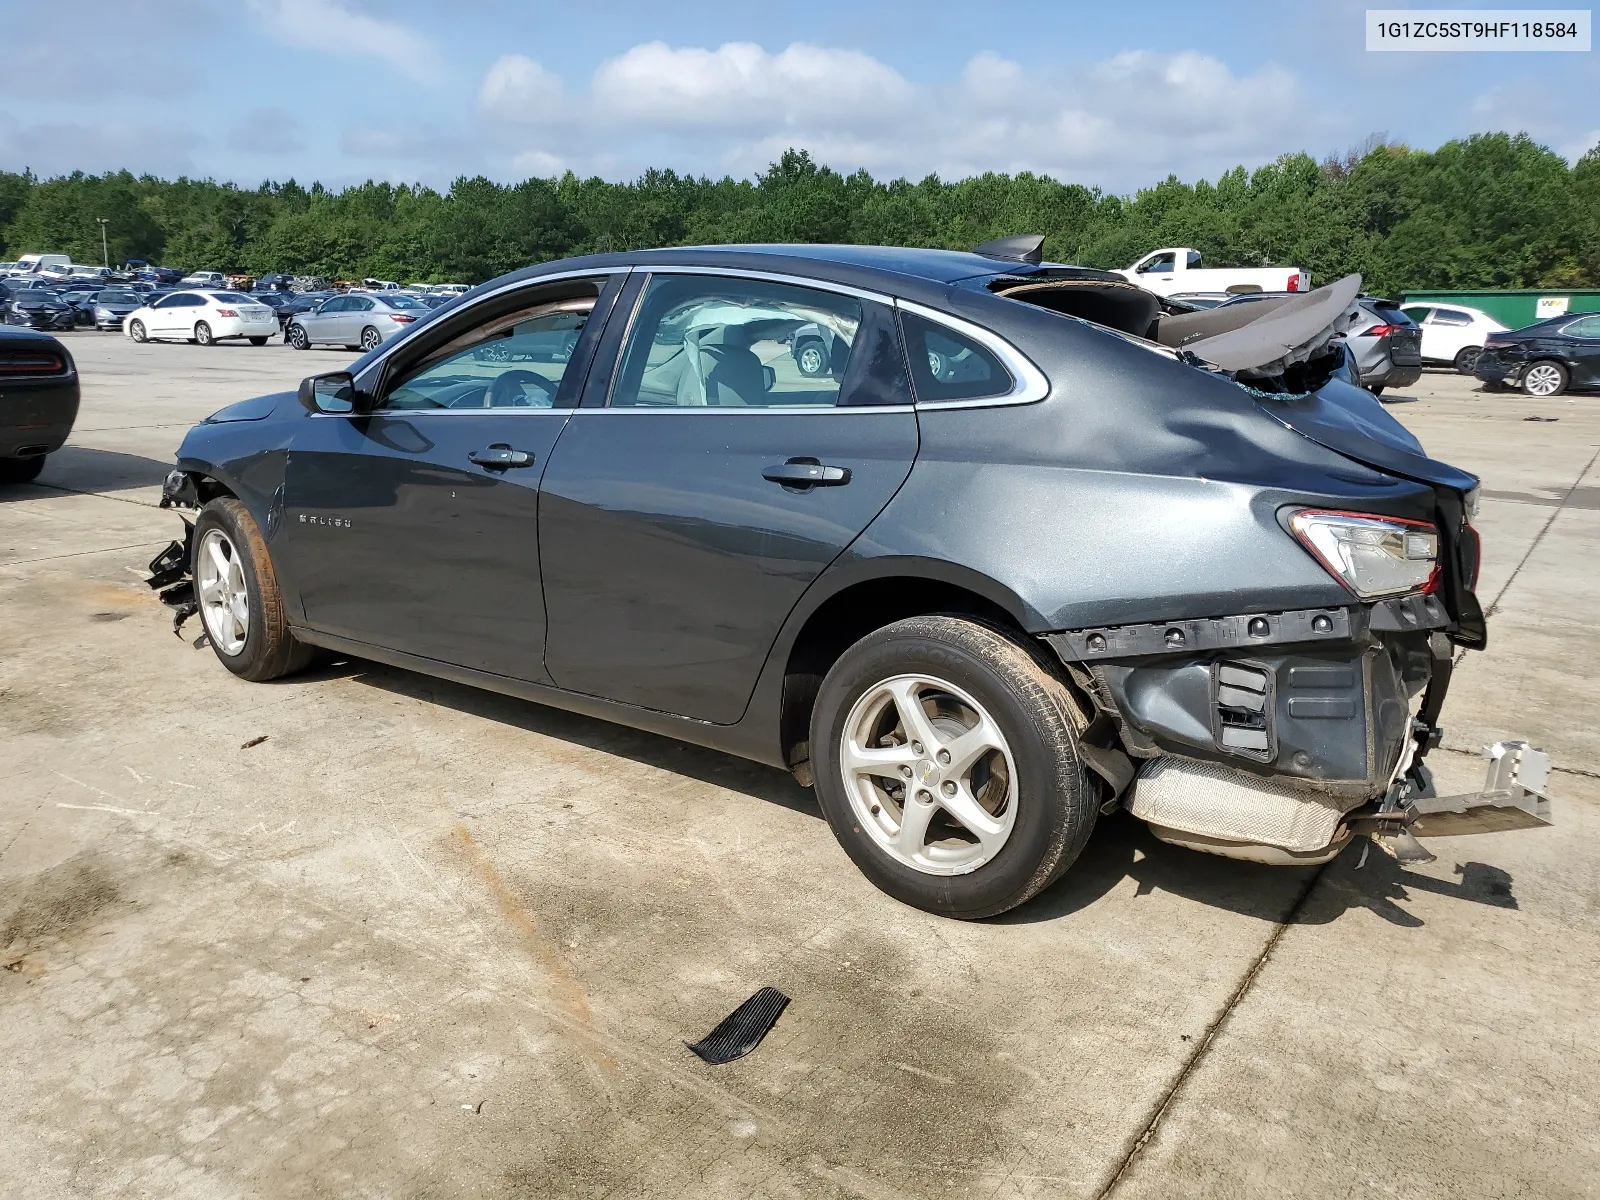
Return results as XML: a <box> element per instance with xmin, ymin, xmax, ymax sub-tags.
<box><xmin>469</xmin><ymin>444</ymin><xmax>535</xmax><ymax>469</ymax></box>
<box><xmin>762</xmin><ymin>459</ymin><xmax>851</xmax><ymax>489</ymax></box>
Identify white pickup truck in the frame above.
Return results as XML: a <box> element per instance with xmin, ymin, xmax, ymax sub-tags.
<box><xmin>1116</xmin><ymin>248</ymin><xmax>1309</xmax><ymax>297</ymax></box>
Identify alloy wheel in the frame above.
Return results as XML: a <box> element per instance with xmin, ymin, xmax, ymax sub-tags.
<box><xmin>361</xmin><ymin>326</ymin><xmax>381</xmax><ymax>351</ymax></box>
<box><xmin>839</xmin><ymin>673</ymin><xmax>1018</xmax><ymax>876</ymax></box>
<box><xmin>1522</xmin><ymin>363</ymin><xmax>1564</xmax><ymax>397</ymax></box>
<box><xmin>797</xmin><ymin>342</ymin><xmax>826</xmax><ymax>375</ymax></box>
<box><xmin>196</xmin><ymin>528</ymin><xmax>250</xmax><ymax>656</ymax></box>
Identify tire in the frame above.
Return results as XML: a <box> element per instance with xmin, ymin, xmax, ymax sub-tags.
<box><xmin>194</xmin><ymin>321</ymin><xmax>214</xmax><ymax>346</ymax></box>
<box><xmin>249</xmin><ymin>336</ymin><xmax>268</xmax><ymax>346</ymax></box>
<box><xmin>1521</xmin><ymin>360</ymin><xmax>1568</xmax><ymax>398</ymax></box>
<box><xmin>1453</xmin><ymin>346</ymin><xmax>1482</xmax><ymax>374</ymax></box>
<box><xmin>926</xmin><ymin>349</ymin><xmax>946</xmax><ymax>378</ymax></box>
<box><xmin>810</xmin><ymin>615</ymin><xmax>1097</xmax><ymax>919</ymax></box>
<box><xmin>129</xmin><ymin>319</ymin><xmax>147</xmax><ymax>343</ymax></box>
<box><xmin>288</xmin><ymin>323</ymin><xmax>309</xmax><ymax>350</ymax></box>
<box><xmin>191</xmin><ymin>497</ymin><xmax>316</xmax><ymax>682</ymax></box>
<box><xmin>359</xmin><ymin>325</ymin><xmax>382</xmax><ymax>351</ymax></box>
<box><xmin>0</xmin><ymin>454</ymin><xmax>46</xmax><ymax>484</ymax></box>
<box><xmin>794</xmin><ymin>338</ymin><xmax>829</xmax><ymax>377</ymax></box>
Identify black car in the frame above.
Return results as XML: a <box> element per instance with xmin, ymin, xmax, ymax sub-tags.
<box><xmin>1475</xmin><ymin>311</ymin><xmax>1600</xmax><ymax>397</ymax></box>
<box><xmin>0</xmin><ymin>327</ymin><xmax>79</xmax><ymax>483</ymax></box>
<box><xmin>255</xmin><ymin>273</ymin><xmax>296</xmax><ymax>293</ymax></box>
<box><xmin>6</xmin><ymin>289</ymin><xmax>76</xmax><ymax>331</ymax></box>
<box><xmin>250</xmin><ymin>290</ymin><xmax>325</xmax><ymax>329</ymax></box>
<box><xmin>152</xmin><ymin>241</ymin><xmax>1507</xmax><ymax>918</ymax></box>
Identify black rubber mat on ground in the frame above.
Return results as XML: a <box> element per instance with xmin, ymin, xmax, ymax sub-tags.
<box><xmin>685</xmin><ymin>987</ymin><xmax>790</xmax><ymax>1064</ymax></box>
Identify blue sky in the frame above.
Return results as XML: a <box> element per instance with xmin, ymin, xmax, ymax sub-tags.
<box><xmin>1</xmin><ymin>0</ymin><xmax>1594</xmax><ymax>192</ymax></box>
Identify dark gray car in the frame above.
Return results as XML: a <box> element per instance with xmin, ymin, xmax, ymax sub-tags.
<box><xmin>149</xmin><ymin>240</ymin><xmax>1533</xmax><ymax>919</ymax></box>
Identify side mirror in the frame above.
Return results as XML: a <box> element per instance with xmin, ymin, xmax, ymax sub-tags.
<box><xmin>298</xmin><ymin>371</ymin><xmax>365</xmax><ymax>414</ymax></box>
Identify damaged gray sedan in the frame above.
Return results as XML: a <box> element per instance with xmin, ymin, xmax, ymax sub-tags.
<box><xmin>149</xmin><ymin>237</ymin><xmax>1551</xmax><ymax>919</ymax></box>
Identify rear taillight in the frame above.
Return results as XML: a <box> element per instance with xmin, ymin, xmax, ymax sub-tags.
<box><xmin>0</xmin><ymin>351</ymin><xmax>67</xmax><ymax>375</ymax></box>
<box><xmin>1360</xmin><ymin>324</ymin><xmax>1402</xmax><ymax>337</ymax></box>
<box><xmin>389</xmin><ymin>314</ymin><xmax>416</xmax><ymax>323</ymax></box>
<box><xmin>216</xmin><ymin>308</ymin><xmax>237</xmax><ymax>317</ymax></box>
<box><xmin>1288</xmin><ymin>509</ymin><xmax>1439</xmax><ymax>598</ymax></box>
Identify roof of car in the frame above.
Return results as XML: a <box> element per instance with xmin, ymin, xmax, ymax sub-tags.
<box><xmin>491</xmin><ymin>243</ymin><xmax>1057</xmax><ymax>305</ymax></box>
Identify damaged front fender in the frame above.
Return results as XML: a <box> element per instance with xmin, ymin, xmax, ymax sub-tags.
<box><xmin>145</xmin><ymin>520</ymin><xmax>198</xmax><ymax>636</ymax></box>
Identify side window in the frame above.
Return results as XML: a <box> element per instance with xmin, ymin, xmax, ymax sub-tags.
<box><xmin>1433</xmin><ymin>308</ymin><xmax>1473</xmax><ymax>326</ymax></box>
<box><xmin>319</xmin><ymin>297</ymin><xmax>347</xmax><ymax>313</ymax></box>
<box><xmin>612</xmin><ymin>275</ymin><xmax>863</xmax><ymax>408</ymax></box>
<box><xmin>1139</xmin><ymin>253</ymin><xmax>1176</xmax><ymax>275</ymax></box>
<box><xmin>381</xmin><ymin>304</ymin><xmax>592</xmax><ymax>411</ymax></box>
<box><xmin>353</xmin><ymin>297</ymin><xmax>375</xmax><ymax>311</ymax></box>
<box><xmin>899</xmin><ymin>311</ymin><xmax>1014</xmax><ymax>403</ymax></box>
<box><xmin>1565</xmin><ymin>315</ymin><xmax>1600</xmax><ymax>338</ymax></box>
<box><xmin>179</xmin><ymin>294</ymin><xmax>203</xmax><ymax>307</ymax></box>
<box><xmin>1401</xmin><ymin>306</ymin><xmax>1431</xmax><ymax>323</ymax></box>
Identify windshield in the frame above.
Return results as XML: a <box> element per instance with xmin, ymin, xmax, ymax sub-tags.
<box><xmin>96</xmin><ymin>290</ymin><xmax>140</xmax><ymax>303</ymax></box>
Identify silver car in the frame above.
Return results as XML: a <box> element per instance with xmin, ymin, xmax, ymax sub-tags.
<box><xmin>286</xmin><ymin>293</ymin><xmax>429</xmax><ymax>352</ymax></box>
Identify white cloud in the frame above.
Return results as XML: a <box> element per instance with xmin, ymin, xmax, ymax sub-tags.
<box><xmin>591</xmin><ymin>41</ymin><xmax>914</xmax><ymax>130</ymax></box>
<box><xmin>479</xmin><ymin>55</ymin><xmax>566</xmax><ymax>121</ymax></box>
<box><xmin>474</xmin><ymin>40</ymin><xmax>1320</xmax><ymax>187</ymax></box>
<box><xmin>249</xmin><ymin>0</ymin><xmax>438</xmax><ymax>84</ymax></box>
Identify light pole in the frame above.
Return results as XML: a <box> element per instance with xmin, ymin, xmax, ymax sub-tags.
<box><xmin>97</xmin><ymin>218</ymin><xmax>109</xmax><ymax>268</ymax></box>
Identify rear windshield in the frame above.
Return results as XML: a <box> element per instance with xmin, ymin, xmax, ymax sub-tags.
<box><xmin>212</xmin><ymin>292</ymin><xmax>254</xmax><ymax>303</ymax></box>
<box><xmin>1365</xmin><ymin>301</ymin><xmax>1417</xmax><ymax>326</ymax></box>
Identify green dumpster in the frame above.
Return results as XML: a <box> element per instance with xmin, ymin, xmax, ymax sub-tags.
<box><xmin>1400</xmin><ymin>289</ymin><xmax>1600</xmax><ymax>330</ymax></box>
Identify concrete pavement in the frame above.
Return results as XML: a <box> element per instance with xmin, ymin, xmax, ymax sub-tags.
<box><xmin>2</xmin><ymin>335</ymin><xmax>1596</xmax><ymax>1198</ymax></box>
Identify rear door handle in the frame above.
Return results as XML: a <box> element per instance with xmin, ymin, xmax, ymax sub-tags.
<box><xmin>762</xmin><ymin>459</ymin><xmax>851</xmax><ymax>488</ymax></box>
<box><xmin>469</xmin><ymin>444</ymin><xmax>535</xmax><ymax>469</ymax></box>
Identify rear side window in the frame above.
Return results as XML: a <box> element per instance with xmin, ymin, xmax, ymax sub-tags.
<box><xmin>1401</xmin><ymin>306</ymin><xmax>1431</xmax><ymax>323</ymax></box>
<box><xmin>1565</xmin><ymin>315</ymin><xmax>1600</xmax><ymax>337</ymax></box>
<box><xmin>1432</xmin><ymin>308</ymin><xmax>1473</xmax><ymax>326</ymax></box>
<box><xmin>899</xmin><ymin>311</ymin><xmax>1013</xmax><ymax>403</ymax></box>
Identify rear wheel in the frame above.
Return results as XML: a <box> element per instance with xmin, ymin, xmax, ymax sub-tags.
<box><xmin>287</xmin><ymin>323</ymin><xmax>309</xmax><ymax>350</ymax></box>
<box><xmin>0</xmin><ymin>455</ymin><xmax>46</xmax><ymax>484</ymax></box>
<box><xmin>1521</xmin><ymin>360</ymin><xmax>1568</xmax><ymax>398</ymax></box>
<box><xmin>192</xmin><ymin>497</ymin><xmax>316</xmax><ymax>682</ymax></box>
<box><xmin>1453</xmin><ymin>346</ymin><xmax>1482</xmax><ymax>374</ymax></box>
<box><xmin>359</xmin><ymin>325</ymin><xmax>382</xmax><ymax>351</ymax></box>
<box><xmin>194</xmin><ymin>321</ymin><xmax>214</xmax><ymax>346</ymax></box>
<box><xmin>129</xmin><ymin>319</ymin><xmax>147</xmax><ymax>343</ymax></box>
<box><xmin>810</xmin><ymin>616</ymin><xmax>1097</xmax><ymax>919</ymax></box>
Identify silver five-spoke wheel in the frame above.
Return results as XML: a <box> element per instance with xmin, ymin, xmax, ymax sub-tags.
<box><xmin>840</xmin><ymin>673</ymin><xmax>1017</xmax><ymax>876</ymax></box>
<box><xmin>197</xmin><ymin>527</ymin><xmax>249</xmax><ymax>655</ymax></box>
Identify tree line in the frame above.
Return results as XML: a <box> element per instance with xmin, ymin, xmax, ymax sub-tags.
<box><xmin>1</xmin><ymin>132</ymin><xmax>1595</xmax><ymax>297</ymax></box>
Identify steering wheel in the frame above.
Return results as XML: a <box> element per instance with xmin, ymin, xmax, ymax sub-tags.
<box><xmin>486</xmin><ymin>369</ymin><xmax>557</xmax><ymax>407</ymax></box>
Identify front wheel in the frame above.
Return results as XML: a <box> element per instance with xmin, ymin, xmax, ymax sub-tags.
<box><xmin>810</xmin><ymin>616</ymin><xmax>1097</xmax><ymax>919</ymax></box>
<box><xmin>359</xmin><ymin>325</ymin><xmax>382</xmax><ymax>351</ymax></box>
<box><xmin>194</xmin><ymin>321</ymin><xmax>214</xmax><ymax>346</ymax></box>
<box><xmin>129</xmin><ymin>319</ymin><xmax>147</xmax><ymax>343</ymax></box>
<box><xmin>192</xmin><ymin>497</ymin><xmax>316</xmax><ymax>682</ymax></box>
<box><xmin>794</xmin><ymin>338</ymin><xmax>829</xmax><ymax>377</ymax></box>
<box><xmin>1521</xmin><ymin>360</ymin><xmax>1568</xmax><ymax>398</ymax></box>
<box><xmin>1453</xmin><ymin>346</ymin><xmax>1482</xmax><ymax>374</ymax></box>
<box><xmin>287</xmin><ymin>323</ymin><xmax>309</xmax><ymax>350</ymax></box>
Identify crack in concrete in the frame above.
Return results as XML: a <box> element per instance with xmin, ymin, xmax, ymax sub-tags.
<box><xmin>1094</xmin><ymin>866</ymin><xmax>1326</xmax><ymax>1198</ymax></box>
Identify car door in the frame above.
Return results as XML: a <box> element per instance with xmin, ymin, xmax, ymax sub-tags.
<box><xmin>537</xmin><ymin>270</ymin><xmax>919</xmax><ymax>724</ymax></box>
<box><xmin>276</xmin><ymin>272</ymin><xmax>623</xmax><ymax>682</ymax></box>
<box><xmin>302</xmin><ymin>296</ymin><xmax>344</xmax><ymax>343</ymax></box>
<box><xmin>344</xmin><ymin>296</ymin><xmax>377</xmax><ymax>343</ymax></box>
<box><xmin>1427</xmin><ymin>307</ymin><xmax>1476</xmax><ymax>363</ymax></box>
<box><xmin>1562</xmin><ymin>314</ymin><xmax>1600</xmax><ymax>387</ymax></box>
<box><xmin>150</xmin><ymin>292</ymin><xmax>192</xmax><ymax>336</ymax></box>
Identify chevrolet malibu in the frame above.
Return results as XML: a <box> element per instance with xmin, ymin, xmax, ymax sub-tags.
<box><xmin>150</xmin><ymin>241</ymin><xmax>1537</xmax><ymax>918</ymax></box>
